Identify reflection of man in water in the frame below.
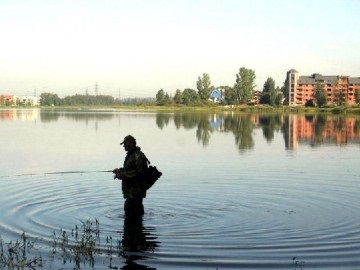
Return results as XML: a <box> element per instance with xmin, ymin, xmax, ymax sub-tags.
<box><xmin>121</xmin><ymin>216</ymin><xmax>158</xmax><ymax>269</ymax></box>
<box><xmin>113</xmin><ymin>135</ymin><xmax>149</xmax><ymax>219</ymax></box>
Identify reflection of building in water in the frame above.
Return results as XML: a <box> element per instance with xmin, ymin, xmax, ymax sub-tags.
<box><xmin>0</xmin><ymin>109</ymin><xmax>39</xmax><ymax>121</ymax></box>
<box><xmin>209</xmin><ymin>114</ymin><xmax>225</xmax><ymax>131</ymax></box>
<box><xmin>322</xmin><ymin>117</ymin><xmax>360</xmax><ymax>144</ymax></box>
<box><xmin>283</xmin><ymin>115</ymin><xmax>299</xmax><ymax>150</ymax></box>
<box><xmin>283</xmin><ymin>115</ymin><xmax>360</xmax><ymax>149</ymax></box>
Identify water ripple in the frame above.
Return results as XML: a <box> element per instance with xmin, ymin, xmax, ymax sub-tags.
<box><xmin>1</xmin><ymin>171</ymin><xmax>360</xmax><ymax>269</ymax></box>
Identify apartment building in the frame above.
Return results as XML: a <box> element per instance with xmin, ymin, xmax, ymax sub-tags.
<box><xmin>0</xmin><ymin>95</ymin><xmax>41</xmax><ymax>106</ymax></box>
<box><xmin>285</xmin><ymin>69</ymin><xmax>360</xmax><ymax>106</ymax></box>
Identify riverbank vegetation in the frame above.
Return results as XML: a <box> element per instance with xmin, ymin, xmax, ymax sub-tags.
<box><xmin>2</xmin><ymin>102</ymin><xmax>360</xmax><ymax>115</ymax></box>
<box><xmin>0</xmin><ymin>219</ymin><xmax>122</xmax><ymax>270</ymax></box>
<box><xmin>2</xmin><ymin>66</ymin><xmax>360</xmax><ymax>114</ymax></box>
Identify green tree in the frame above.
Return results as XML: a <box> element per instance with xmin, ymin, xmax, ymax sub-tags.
<box><xmin>355</xmin><ymin>89</ymin><xmax>360</xmax><ymax>104</ymax></box>
<box><xmin>40</xmin><ymin>92</ymin><xmax>62</xmax><ymax>106</ymax></box>
<box><xmin>263</xmin><ymin>77</ymin><xmax>275</xmax><ymax>93</ymax></box>
<box><xmin>222</xmin><ymin>86</ymin><xmax>237</xmax><ymax>105</ymax></box>
<box><xmin>156</xmin><ymin>89</ymin><xmax>167</xmax><ymax>105</ymax></box>
<box><xmin>261</xmin><ymin>77</ymin><xmax>277</xmax><ymax>105</ymax></box>
<box><xmin>182</xmin><ymin>88</ymin><xmax>199</xmax><ymax>105</ymax></box>
<box><xmin>196</xmin><ymin>73</ymin><xmax>212</xmax><ymax>101</ymax></box>
<box><xmin>274</xmin><ymin>87</ymin><xmax>284</xmax><ymax>105</ymax></box>
<box><xmin>173</xmin><ymin>89</ymin><xmax>183</xmax><ymax>104</ymax></box>
<box><xmin>61</xmin><ymin>94</ymin><xmax>115</xmax><ymax>106</ymax></box>
<box><xmin>234</xmin><ymin>67</ymin><xmax>256</xmax><ymax>104</ymax></box>
<box><xmin>314</xmin><ymin>82</ymin><xmax>327</xmax><ymax>107</ymax></box>
<box><xmin>164</xmin><ymin>93</ymin><xmax>171</xmax><ymax>104</ymax></box>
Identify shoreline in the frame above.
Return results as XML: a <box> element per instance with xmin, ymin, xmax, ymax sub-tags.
<box><xmin>1</xmin><ymin>104</ymin><xmax>360</xmax><ymax>115</ymax></box>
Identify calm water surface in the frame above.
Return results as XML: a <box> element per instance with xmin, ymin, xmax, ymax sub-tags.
<box><xmin>0</xmin><ymin>108</ymin><xmax>359</xmax><ymax>269</ymax></box>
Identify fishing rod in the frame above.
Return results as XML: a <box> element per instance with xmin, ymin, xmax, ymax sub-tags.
<box><xmin>0</xmin><ymin>170</ymin><xmax>113</xmax><ymax>179</ymax></box>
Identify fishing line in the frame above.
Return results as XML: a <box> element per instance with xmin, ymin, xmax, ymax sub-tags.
<box><xmin>0</xmin><ymin>170</ymin><xmax>113</xmax><ymax>179</ymax></box>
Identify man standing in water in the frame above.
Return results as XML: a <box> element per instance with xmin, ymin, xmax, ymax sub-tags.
<box><xmin>113</xmin><ymin>135</ymin><xmax>149</xmax><ymax>219</ymax></box>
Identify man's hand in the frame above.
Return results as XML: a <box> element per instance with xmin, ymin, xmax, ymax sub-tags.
<box><xmin>112</xmin><ymin>168</ymin><xmax>123</xmax><ymax>180</ymax></box>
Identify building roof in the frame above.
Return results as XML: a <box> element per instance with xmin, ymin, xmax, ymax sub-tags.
<box><xmin>287</xmin><ymin>69</ymin><xmax>299</xmax><ymax>73</ymax></box>
<box><xmin>210</xmin><ymin>89</ymin><xmax>224</xmax><ymax>100</ymax></box>
<box><xmin>298</xmin><ymin>74</ymin><xmax>339</xmax><ymax>86</ymax></box>
<box><xmin>0</xmin><ymin>95</ymin><xmax>13</xmax><ymax>100</ymax></box>
<box><xmin>349</xmin><ymin>77</ymin><xmax>360</xmax><ymax>85</ymax></box>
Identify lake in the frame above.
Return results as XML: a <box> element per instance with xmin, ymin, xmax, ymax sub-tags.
<box><xmin>0</xmin><ymin>108</ymin><xmax>359</xmax><ymax>269</ymax></box>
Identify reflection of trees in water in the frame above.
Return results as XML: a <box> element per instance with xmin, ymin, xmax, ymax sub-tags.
<box><xmin>355</xmin><ymin>119</ymin><xmax>360</xmax><ymax>134</ymax></box>
<box><xmin>223</xmin><ymin>115</ymin><xmax>255</xmax><ymax>151</ymax></box>
<box><xmin>313</xmin><ymin>114</ymin><xmax>327</xmax><ymax>145</ymax></box>
<box><xmin>156</xmin><ymin>112</ymin><xmax>360</xmax><ymax>150</ymax></box>
<box><xmin>156</xmin><ymin>112</ymin><xmax>255</xmax><ymax>150</ymax></box>
<box><xmin>156</xmin><ymin>112</ymin><xmax>258</xmax><ymax>151</ymax></box>
<box><xmin>196</xmin><ymin>114</ymin><xmax>213</xmax><ymax>146</ymax></box>
<box><xmin>177</xmin><ymin>113</ymin><xmax>200</xmax><ymax>129</ymax></box>
<box><xmin>259</xmin><ymin>114</ymin><xmax>282</xmax><ymax>142</ymax></box>
<box><xmin>155</xmin><ymin>113</ymin><xmax>171</xmax><ymax>129</ymax></box>
<box><xmin>39</xmin><ymin>110</ymin><xmax>61</xmax><ymax>122</ymax></box>
<box><xmin>39</xmin><ymin>110</ymin><xmax>115</xmax><ymax>123</ymax></box>
<box><xmin>333</xmin><ymin>115</ymin><xmax>346</xmax><ymax>132</ymax></box>
<box><xmin>157</xmin><ymin>112</ymin><xmax>214</xmax><ymax>145</ymax></box>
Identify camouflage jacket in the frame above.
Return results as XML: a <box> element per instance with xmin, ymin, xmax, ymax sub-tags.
<box><xmin>121</xmin><ymin>146</ymin><xmax>148</xmax><ymax>198</ymax></box>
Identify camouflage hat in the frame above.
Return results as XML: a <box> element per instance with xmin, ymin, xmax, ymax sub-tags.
<box><xmin>120</xmin><ymin>135</ymin><xmax>136</xmax><ymax>145</ymax></box>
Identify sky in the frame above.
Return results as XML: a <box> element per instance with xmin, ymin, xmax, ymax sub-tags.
<box><xmin>1</xmin><ymin>0</ymin><xmax>359</xmax><ymax>98</ymax></box>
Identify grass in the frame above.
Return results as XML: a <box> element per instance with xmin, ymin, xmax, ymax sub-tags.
<box><xmin>0</xmin><ymin>233</ymin><xmax>43</xmax><ymax>269</ymax></box>
<box><xmin>1</xmin><ymin>219</ymin><xmax>122</xmax><ymax>270</ymax></box>
<box><xmin>2</xmin><ymin>103</ymin><xmax>360</xmax><ymax>115</ymax></box>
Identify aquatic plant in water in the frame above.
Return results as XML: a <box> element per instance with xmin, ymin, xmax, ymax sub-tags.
<box><xmin>292</xmin><ymin>256</ymin><xmax>305</xmax><ymax>269</ymax></box>
<box><xmin>1</xmin><ymin>219</ymin><xmax>123</xmax><ymax>269</ymax></box>
<box><xmin>0</xmin><ymin>233</ymin><xmax>43</xmax><ymax>269</ymax></box>
<box><xmin>51</xmin><ymin>218</ymin><xmax>122</xmax><ymax>269</ymax></box>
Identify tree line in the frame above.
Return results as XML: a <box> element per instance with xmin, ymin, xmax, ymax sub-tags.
<box><xmin>39</xmin><ymin>93</ymin><xmax>155</xmax><ymax>106</ymax></box>
<box><xmin>9</xmin><ymin>66</ymin><xmax>359</xmax><ymax>107</ymax></box>
<box><xmin>155</xmin><ymin>113</ymin><xmax>360</xmax><ymax>149</ymax></box>
<box><xmin>156</xmin><ymin>67</ymin><xmax>285</xmax><ymax>106</ymax></box>
<box><xmin>39</xmin><ymin>66</ymin><xmax>279</xmax><ymax>107</ymax></box>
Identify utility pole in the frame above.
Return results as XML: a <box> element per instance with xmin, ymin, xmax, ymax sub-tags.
<box><xmin>95</xmin><ymin>82</ymin><xmax>98</xmax><ymax>96</ymax></box>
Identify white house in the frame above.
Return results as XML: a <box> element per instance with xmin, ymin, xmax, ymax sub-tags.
<box><xmin>19</xmin><ymin>96</ymin><xmax>41</xmax><ymax>106</ymax></box>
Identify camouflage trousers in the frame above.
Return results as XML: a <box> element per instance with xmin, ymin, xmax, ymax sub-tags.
<box><xmin>124</xmin><ymin>196</ymin><xmax>144</xmax><ymax>219</ymax></box>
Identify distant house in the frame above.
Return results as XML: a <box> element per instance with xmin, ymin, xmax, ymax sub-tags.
<box><xmin>0</xmin><ymin>95</ymin><xmax>13</xmax><ymax>104</ymax></box>
<box><xmin>248</xmin><ymin>91</ymin><xmax>262</xmax><ymax>104</ymax></box>
<box><xmin>19</xmin><ymin>96</ymin><xmax>41</xmax><ymax>106</ymax></box>
<box><xmin>209</xmin><ymin>89</ymin><xmax>224</xmax><ymax>103</ymax></box>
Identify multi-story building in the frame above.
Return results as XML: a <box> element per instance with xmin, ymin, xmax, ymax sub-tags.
<box><xmin>0</xmin><ymin>95</ymin><xmax>41</xmax><ymax>106</ymax></box>
<box><xmin>0</xmin><ymin>95</ymin><xmax>14</xmax><ymax>105</ymax></box>
<box><xmin>285</xmin><ymin>69</ymin><xmax>360</xmax><ymax>106</ymax></box>
<box><xmin>18</xmin><ymin>96</ymin><xmax>41</xmax><ymax>106</ymax></box>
